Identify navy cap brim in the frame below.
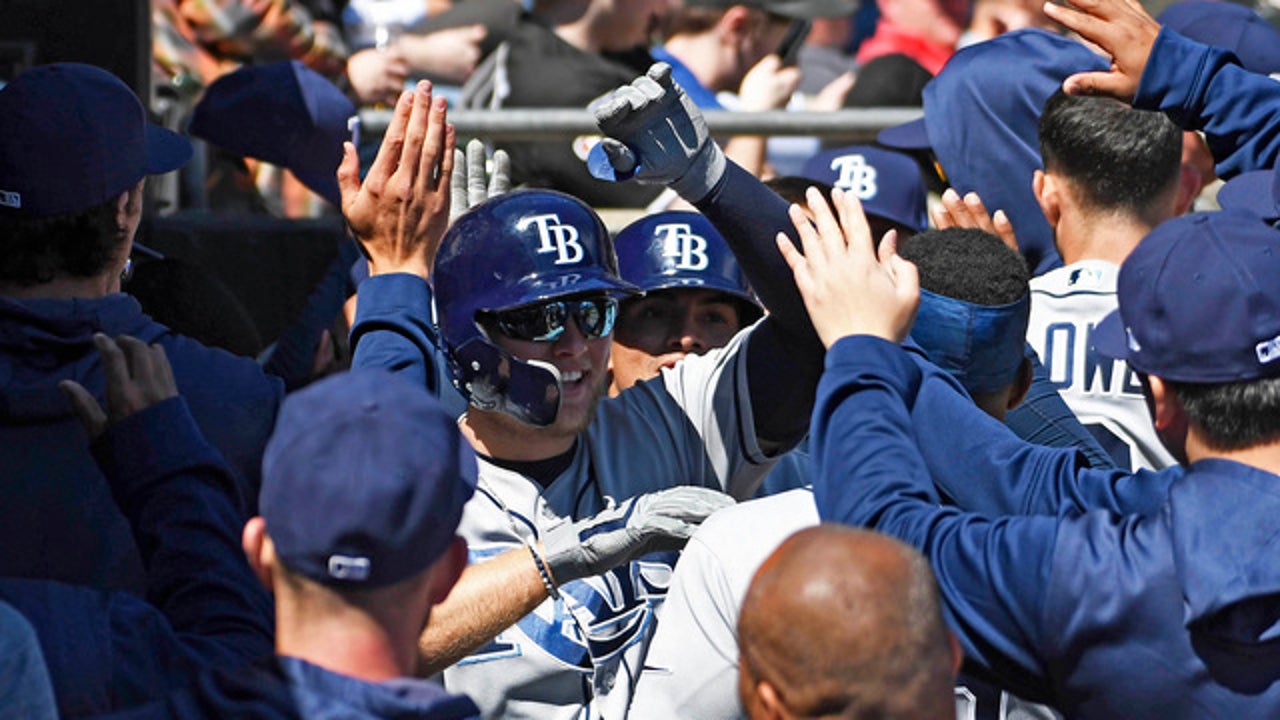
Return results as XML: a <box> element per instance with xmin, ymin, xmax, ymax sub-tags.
<box><xmin>144</xmin><ymin>123</ymin><xmax>193</xmax><ymax>176</ymax></box>
<box><xmin>1218</xmin><ymin>169</ymin><xmax>1279</xmax><ymax>221</ymax></box>
<box><xmin>1091</xmin><ymin>309</ymin><xmax>1129</xmax><ymax>362</ymax></box>
<box><xmin>876</xmin><ymin>118</ymin><xmax>931</xmax><ymax>150</ymax></box>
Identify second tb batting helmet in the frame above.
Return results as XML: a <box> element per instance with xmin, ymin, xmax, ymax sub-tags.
<box><xmin>434</xmin><ymin>189</ymin><xmax>641</xmax><ymax>426</ymax></box>
<box><xmin>613</xmin><ymin>211</ymin><xmax>761</xmax><ymax>318</ymax></box>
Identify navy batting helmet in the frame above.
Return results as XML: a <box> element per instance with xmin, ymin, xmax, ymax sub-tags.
<box><xmin>434</xmin><ymin>189</ymin><xmax>641</xmax><ymax>426</ymax></box>
<box><xmin>613</xmin><ymin>211</ymin><xmax>761</xmax><ymax>315</ymax></box>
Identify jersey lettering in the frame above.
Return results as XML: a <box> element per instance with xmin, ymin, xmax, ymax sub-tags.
<box><xmin>1040</xmin><ymin>321</ymin><xmax>1142</xmax><ymax>398</ymax></box>
<box><xmin>653</xmin><ymin>223</ymin><xmax>710</xmax><ymax>271</ymax></box>
<box><xmin>461</xmin><ymin>548</ymin><xmax>677</xmax><ymax>670</ymax></box>
<box><xmin>829</xmin><ymin>154</ymin><xmax>878</xmax><ymax>199</ymax></box>
<box><xmin>519</xmin><ymin>213</ymin><xmax>585</xmax><ymax>265</ymax></box>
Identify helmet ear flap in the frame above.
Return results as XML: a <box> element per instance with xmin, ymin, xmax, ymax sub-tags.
<box><xmin>450</xmin><ymin>337</ymin><xmax>562</xmax><ymax>426</ymax></box>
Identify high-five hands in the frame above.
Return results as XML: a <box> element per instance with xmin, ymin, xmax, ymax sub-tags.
<box><xmin>59</xmin><ymin>334</ymin><xmax>178</xmax><ymax>441</ymax></box>
<box><xmin>338</xmin><ymin>81</ymin><xmax>456</xmax><ymax>279</ymax></box>
<box><xmin>776</xmin><ymin>187</ymin><xmax>920</xmax><ymax>349</ymax></box>
<box><xmin>931</xmin><ymin>188</ymin><xmax>1020</xmax><ymax>253</ymax></box>
<box><xmin>1043</xmin><ymin>0</ymin><xmax>1160</xmax><ymax>102</ymax></box>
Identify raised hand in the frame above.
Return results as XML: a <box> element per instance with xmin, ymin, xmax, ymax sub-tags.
<box><xmin>930</xmin><ymin>188</ymin><xmax>1020</xmax><ymax>253</ymax></box>
<box><xmin>59</xmin><ymin>334</ymin><xmax>179</xmax><ymax>441</ymax></box>
<box><xmin>1043</xmin><ymin>0</ymin><xmax>1160</xmax><ymax>102</ymax></box>
<box><xmin>449</xmin><ymin>138</ymin><xmax>511</xmax><ymax>224</ymax></box>
<box><xmin>586</xmin><ymin>63</ymin><xmax>727</xmax><ymax>203</ymax></box>
<box><xmin>338</xmin><ymin>81</ymin><xmax>456</xmax><ymax>279</ymax></box>
<box><xmin>776</xmin><ymin>187</ymin><xmax>919</xmax><ymax>349</ymax></box>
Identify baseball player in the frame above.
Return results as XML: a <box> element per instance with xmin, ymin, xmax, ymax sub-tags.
<box><xmin>788</xmin><ymin>148</ymin><xmax>1280</xmax><ymax>714</ymax></box>
<box><xmin>1024</xmin><ymin>90</ymin><xmax>1190</xmax><ymax>471</ymax></box>
<box><xmin>339</xmin><ymin>77</ymin><xmax>824</xmax><ymax>718</ymax></box>
<box><xmin>628</xmin><ymin>227</ymin><xmax>1061</xmax><ymax>720</ymax></box>
<box><xmin>608</xmin><ymin>210</ymin><xmax>762</xmax><ymax>396</ymax></box>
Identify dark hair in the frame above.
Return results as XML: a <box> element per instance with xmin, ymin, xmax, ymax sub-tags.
<box><xmin>0</xmin><ymin>193</ymin><xmax>132</xmax><ymax>286</ymax></box>
<box><xmin>1167</xmin><ymin>376</ymin><xmax>1280</xmax><ymax>451</ymax></box>
<box><xmin>897</xmin><ymin>227</ymin><xmax>1028</xmax><ymax>306</ymax></box>
<box><xmin>1038</xmin><ymin>90</ymin><xmax>1180</xmax><ymax>220</ymax></box>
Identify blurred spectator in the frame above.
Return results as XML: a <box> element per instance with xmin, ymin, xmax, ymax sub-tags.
<box><xmin>654</xmin><ymin>0</ymin><xmax>856</xmax><ymax>177</ymax></box>
<box><xmin>340</xmin><ymin>0</ymin><xmax>487</xmax><ymax>86</ymax></box>
<box><xmin>460</xmin><ymin>0</ymin><xmax>676</xmax><ymax>206</ymax></box>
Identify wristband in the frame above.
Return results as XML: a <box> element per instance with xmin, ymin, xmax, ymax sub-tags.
<box><xmin>529</xmin><ymin>544</ymin><xmax>561</xmax><ymax>600</ymax></box>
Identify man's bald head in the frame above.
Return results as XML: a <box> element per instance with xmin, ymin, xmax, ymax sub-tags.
<box><xmin>737</xmin><ymin>524</ymin><xmax>958</xmax><ymax>720</ymax></box>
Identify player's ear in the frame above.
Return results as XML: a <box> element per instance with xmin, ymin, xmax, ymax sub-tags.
<box><xmin>1032</xmin><ymin>170</ymin><xmax>1060</xmax><ymax>228</ymax></box>
<box><xmin>756</xmin><ymin>679</ymin><xmax>790</xmax><ymax>720</ymax></box>
<box><xmin>719</xmin><ymin>6</ymin><xmax>756</xmax><ymax>44</ymax></box>
<box><xmin>949</xmin><ymin>630</ymin><xmax>964</xmax><ymax>676</ymax></box>
<box><xmin>1173</xmin><ymin>163</ymin><xmax>1201</xmax><ymax>217</ymax></box>
<box><xmin>1006</xmin><ymin>356</ymin><xmax>1033</xmax><ymax>411</ymax></box>
<box><xmin>242</xmin><ymin>517</ymin><xmax>276</xmax><ymax>592</ymax></box>
<box><xmin>425</xmin><ymin>536</ymin><xmax>469</xmax><ymax>605</ymax></box>
<box><xmin>1146</xmin><ymin>375</ymin><xmax>1184</xmax><ymax>432</ymax></box>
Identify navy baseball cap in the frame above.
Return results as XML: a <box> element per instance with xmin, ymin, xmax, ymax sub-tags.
<box><xmin>0</xmin><ymin>63</ymin><xmax>191</xmax><ymax>218</ymax></box>
<box><xmin>912</xmin><ymin>290</ymin><xmax>1030</xmax><ymax>393</ymax></box>
<box><xmin>190</xmin><ymin>61</ymin><xmax>355</xmax><ymax>207</ymax></box>
<box><xmin>800</xmin><ymin>145</ymin><xmax>927</xmax><ymax>232</ymax></box>
<box><xmin>1158</xmin><ymin>1</ymin><xmax>1280</xmax><ymax>75</ymax></box>
<box><xmin>1092</xmin><ymin>210</ymin><xmax>1280</xmax><ymax>383</ymax></box>
<box><xmin>261</xmin><ymin>369</ymin><xmax>478</xmax><ymax>588</ymax></box>
<box><xmin>876</xmin><ymin>30</ymin><xmax>1109</xmax><ymax>274</ymax></box>
<box><xmin>1217</xmin><ymin>166</ymin><xmax>1280</xmax><ymax>221</ymax></box>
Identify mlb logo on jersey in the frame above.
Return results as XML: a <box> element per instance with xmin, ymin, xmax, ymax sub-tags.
<box><xmin>519</xmin><ymin>213</ymin><xmax>586</xmax><ymax>265</ymax></box>
<box><xmin>829</xmin><ymin>154</ymin><xmax>879</xmax><ymax>200</ymax></box>
<box><xmin>653</xmin><ymin>223</ymin><xmax>710</xmax><ymax>272</ymax></box>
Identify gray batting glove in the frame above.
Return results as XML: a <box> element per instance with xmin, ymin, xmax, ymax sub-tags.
<box><xmin>585</xmin><ymin>63</ymin><xmax>727</xmax><ymax>204</ymax></box>
<box><xmin>543</xmin><ymin>486</ymin><xmax>735</xmax><ymax>585</ymax></box>
<box><xmin>449</xmin><ymin>138</ymin><xmax>511</xmax><ymax>224</ymax></box>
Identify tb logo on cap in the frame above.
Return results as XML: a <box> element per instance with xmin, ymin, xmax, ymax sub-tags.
<box><xmin>654</xmin><ymin>223</ymin><xmax>709</xmax><ymax>271</ymax></box>
<box><xmin>520</xmin><ymin>214</ymin><xmax>585</xmax><ymax>265</ymax></box>
<box><xmin>328</xmin><ymin>554</ymin><xmax>371</xmax><ymax>581</ymax></box>
<box><xmin>830</xmin><ymin>154</ymin><xmax>878</xmax><ymax>200</ymax></box>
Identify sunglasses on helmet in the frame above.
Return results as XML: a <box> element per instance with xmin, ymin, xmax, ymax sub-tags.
<box><xmin>483</xmin><ymin>296</ymin><xmax>619</xmax><ymax>342</ymax></box>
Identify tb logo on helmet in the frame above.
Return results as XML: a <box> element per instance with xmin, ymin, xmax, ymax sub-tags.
<box><xmin>830</xmin><ymin>154</ymin><xmax>879</xmax><ymax>200</ymax></box>
<box><xmin>654</xmin><ymin>223</ymin><xmax>709</xmax><ymax>272</ymax></box>
<box><xmin>519</xmin><ymin>213</ymin><xmax>586</xmax><ymax>265</ymax></box>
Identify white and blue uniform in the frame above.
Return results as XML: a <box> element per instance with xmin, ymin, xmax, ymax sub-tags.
<box><xmin>1027</xmin><ymin>260</ymin><xmax>1176</xmax><ymax>471</ymax></box>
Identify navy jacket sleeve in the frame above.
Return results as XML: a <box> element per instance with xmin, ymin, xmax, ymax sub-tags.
<box><xmin>811</xmin><ymin>335</ymin><xmax>1062</xmax><ymax>700</ymax></box>
<box><xmin>1135</xmin><ymin>27</ymin><xmax>1280</xmax><ymax>178</ymax></box>
<box><xmin>262</xmin><ymin>240</ymin><xmax>362</xmax><ymax>391</ymax></box>
<box><xmin>695</xmin><ymin>161</ymin><xmax>827</xmax><ymax>449</ymax></box>
<box><xmin>91</xmin><ymin>396</ymin><xmax>275</xmax><ymax>670</ymax></box>
<box><xmin>902</xmin><ymin>346</ymin><xmax>1177</xmax><ymax>518</ymax></box>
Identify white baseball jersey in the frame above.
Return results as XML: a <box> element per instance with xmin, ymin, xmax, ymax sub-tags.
<box><xmin>628</xmin><ymin>488</ymin><xmax>1063</xmax><ymax>720</ymax></box>
<box><xmin>629</xmin><ymin>486</ymin><xmax>817</xmax><ymax>720</ymax></box>
<box><xmin>444</xmin><ymin>326</ymin><xmax>779</xmax><ymax>719</ymax></box>
<box><xmin>1027</xmin><ymin>261</ymin><xmax>1177</xmax><ymax>471</ymax></box>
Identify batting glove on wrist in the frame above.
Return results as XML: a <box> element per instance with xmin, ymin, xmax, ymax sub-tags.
<box><xmin>543</xmin><ymin>485</ymin><xmax>735</xmax><ymax>585</ymax></box>
<box><xmin>586</xmin><ymin>63</ymin><xmax>727</xmax><ymax>204</ymax></box>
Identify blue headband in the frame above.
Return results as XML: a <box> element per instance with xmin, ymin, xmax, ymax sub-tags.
<box><xmin>911</xmin><ymin>289</ymin><xmax>1029</xmax><ymax>394</ymax></box>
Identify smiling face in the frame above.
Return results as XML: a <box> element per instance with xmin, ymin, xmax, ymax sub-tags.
<box><xmin>608</xmin><ymin>287</ymin><xmax>747</xmax><ymax>395</ymax></box>
<box><xmin>489</xmin><ymin>309</ymin><xmax>614</xmax><ymax>439</ymax></box>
